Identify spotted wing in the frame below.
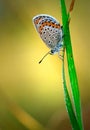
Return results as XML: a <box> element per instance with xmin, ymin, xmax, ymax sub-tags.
<box><xmin>33</xmin><ymin>14</ymin><xmax>62</xmax><ymax>49</ymax></box>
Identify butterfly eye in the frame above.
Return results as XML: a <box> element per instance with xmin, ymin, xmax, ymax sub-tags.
<box><xmin>51</xmin><ymin>49</ymin><xmax>55</xmax><ymax>54</ymax></box>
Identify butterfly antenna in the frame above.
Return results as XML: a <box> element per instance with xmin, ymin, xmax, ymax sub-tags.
<box><xmin>39</xmin><ymin>51</ymin><xmax>51</xmax><ymax>64</ymax></box>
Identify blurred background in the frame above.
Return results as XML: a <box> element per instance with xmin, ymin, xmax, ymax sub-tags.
<box><xmin>0</xmin><ymin>0</ymin><xmax>90</xmax><ymax>130</ymax></box>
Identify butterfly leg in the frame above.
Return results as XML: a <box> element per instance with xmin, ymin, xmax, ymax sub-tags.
<box><xmin>58</xmin><ymin>45</ymin><xmax>66</xmax><ymax>60</ymax></box>
<box><xmin>58</xmin><ymin>52</ymin><xmax>64</xmax><ymax>60</ymax></box>
<box><xmin>60</xmin><ymin>48</ymin><xmax>64</xmax><ymax>52</ymax></box>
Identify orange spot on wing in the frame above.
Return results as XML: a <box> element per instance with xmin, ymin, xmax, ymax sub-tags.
<box><xmin>39</xmin><ymin>25</ymin><xmax>43</xmax><ymax>34</ymax></box>
<box><xmin>38</xmin><ymin>21</ymin><xmax>61</xmax><ymax>34</ymax></box>
<box><xmin>34</xmin><ymin>17</ymin><xmax>42</xmax><ymax>24</ymax></box>
<box><xmin>48</xmin><ymin>22</ymin><xmax>60</xmax><ymax>29</ymax></box>
<box><xmin>35</xmin><ymin>19</ymin><xmax>39</xmax><ymax>24</ymax></box>
<box><xmin>55</xmin><ymin>24</ymin><xmax>60</xmax><ymax>28</ymax></box>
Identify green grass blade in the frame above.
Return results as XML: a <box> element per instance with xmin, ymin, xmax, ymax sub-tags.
<box><xmin>60</xmin><ymin>0</ymin><xmax>84</xmax><ymax>130</ymax></box>
<box><xmin>62</xmin><ymin>56</ymin><xmax>80</xmax><ymax>130</ymax></box>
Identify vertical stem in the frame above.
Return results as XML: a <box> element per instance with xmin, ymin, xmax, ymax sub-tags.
<box><xmin>62</xmin><ymin>50</ymin><xmax>80</xmax><ymax>130</ymax></box>
<box><xmin>60</xmin><ymin>0</ymin><xmax>84</xmax><ymax>129</ymax></box>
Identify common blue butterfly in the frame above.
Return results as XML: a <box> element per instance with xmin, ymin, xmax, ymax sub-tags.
<box><xmin>32</xmin><ymin>14</ymin><xmax>63</xmax><ymax>63</ymax></box>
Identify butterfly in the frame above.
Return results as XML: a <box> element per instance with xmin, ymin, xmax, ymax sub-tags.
<box><xmin>32</xmin><ymin>14</ymin><xmax>63</xmax><ymax>63</ymax></box>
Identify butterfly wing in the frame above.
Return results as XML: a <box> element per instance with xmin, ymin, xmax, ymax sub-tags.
<box><xmin>33</xmin><ymin>14</ymin><xmax>62</xmax><ymax>49</ymax></box>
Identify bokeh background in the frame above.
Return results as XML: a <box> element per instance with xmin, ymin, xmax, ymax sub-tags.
<box><xmin>0</xmin><ymin>0</ymin><xmax>90</xmax><ymax>130</ymax></box>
